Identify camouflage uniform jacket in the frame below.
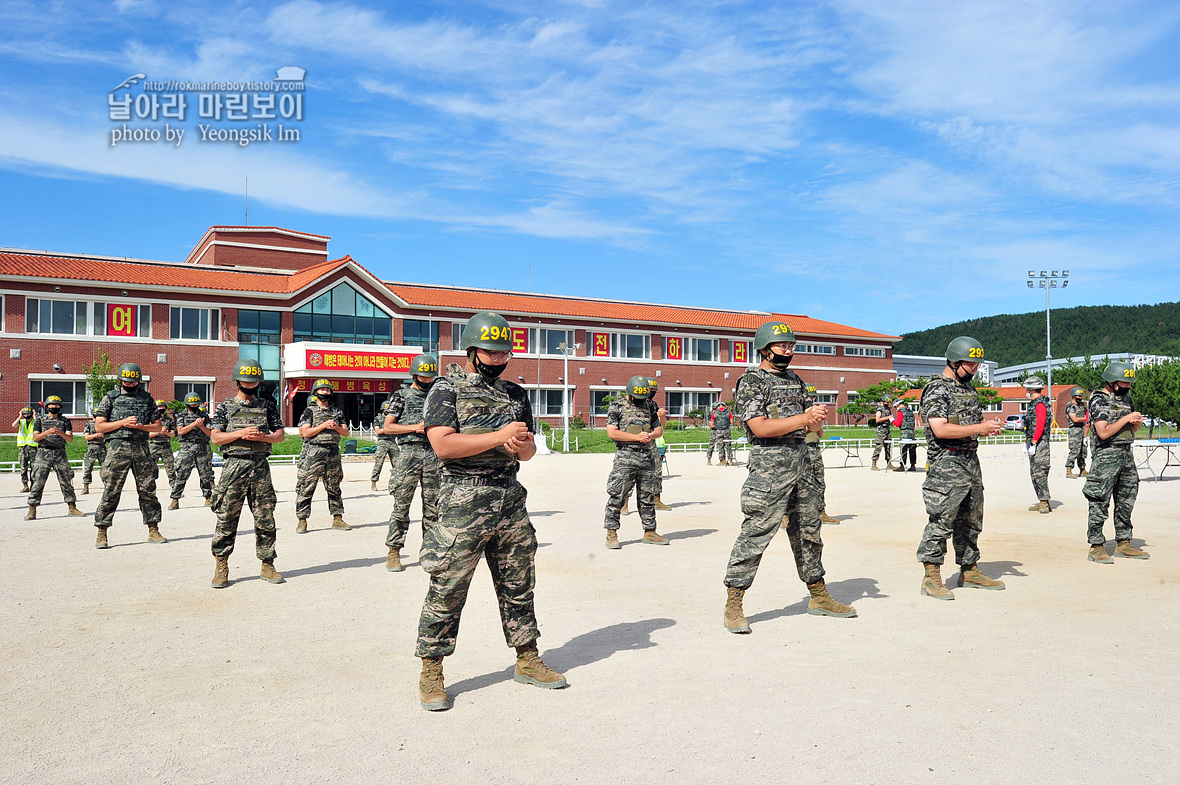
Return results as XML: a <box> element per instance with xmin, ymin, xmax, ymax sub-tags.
<box><xmin>176</xmin><ymin>409</ymin><xmax>212</xmax><ymax>444</ymax></box>
<box><xmin>920</xmin><ymin>374</ymin><xmax>981</xmax><ymax>461</ymax></box>
<box><xmin>1089</xmin><ymin>389</ymin><xmax>1136</xmax><ymax>448</ymax></box>
<box><xmin>299</xmin><ymin>402</ymin><xmax>346</xmax><ymax>448</ymax></box>
<box><xmin>875</xmin><ymin>405</ymin><xmax>893</xmax><ymax>439</ymax></box>
<box><xmin>1024</xmin><ymin>394</ymin><xmax>1052</xmax><ymax>445</ymax></box>
<box><xmin>376</xmin><ymin>398</ymin><xmax>397</xmax><ymax>444</ymax></box>
<box><xmin>151</xmin><ymin>411</ymin><xmax>176</xmax><ymax>442</ymax></box>
<box><xmin>1065</xmin><ymin>400</ymin><xmax>1088</xmax><ymax>429</ymax></box>
<box><xmin>606</xmin><ymin>396</ymin><xmax>660</xmax><ymax>452</ymax></box>
<box><xmin>711</xmin><ymin>407</ymin><xmax>733</xmax><ymax>431</ymax></box>
<box><xmin>735</xmin><ymin>367</ymin><xmax>812</xmax><ymax>445</ymax></box>
<box><xmin>212</xmin><ymin>397</ymin><xmax>282</xmax><ymax>458</ymax></box>
<box><xmin>83</xmin><ymin>420</ymin><xmax>105</xmax><ymax>448</ymax></box>
<box><xmin>900</xmin><ymin>407</ymin><xmax>917</xmax><ymax>439</ymax></box>
<box><xmin>33</xmin><ymin>413</ymin><xmax>73</xmax><ymax>456</ymax></box>
<box><xmin>387</xmin><ymin>385</ymin><xmax>430</xmax><ymax>446</ymax></box>
<box><xmin>423</xmin><ymin>363</ymin><xmax>533</xmax><ymax>480</ymax></box>
<box><xmin>94</xmin><ymin>386</ymin><xmax>159</xmax><ymax>443</ymax></box>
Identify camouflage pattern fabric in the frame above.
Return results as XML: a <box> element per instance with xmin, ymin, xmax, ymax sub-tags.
<box><xmin>388</xmin><ymin>386</ymin><xmax>430</xmax><ymax>446</ymax></box>
<box><xmin>736</xmin><ymin>367</ymin><xmax>813</xmax><ymax>442</ymax></box>
<box><xmin>175</xmin><ymin>408</ymin><xmax>212</xmax><ymax>445</ymax></box>
<box><xmin>708</xmin><ymin>408</ymin><xmax>734</xmax><ymax>463</ymax></box>
<box><xmin>648</xmin><ymin>399</ymin><xmax>665</xmax><ymax>493</ymax></box>
<box><xmin>806</xmin><ymin>439</ymin><xmax>827</xmax><ymax>508</ymax></box>
<box><xmin>1029</xmin><ymin>440</ymin><xmax>1051</xmax><ymax>501</ymax></box>
<box><xmin>920</xmin><ymin>375</ymin><xmax>981</xmax><ymax>461</ymax></box>
<box><xmin>370</xmin><ymin>440</ymin><xmax>397</xmax><ymax>483</ymax></box>
<box><xmin>171</xmin><ymin>441</ymin><xmax>215</xmax><ymax>500</ymax></box>
<box><xmin>27</xmin><ymin>413</ymin><xmax>76</xmax><ymax>507</ymax></box>
<box><xmin>18</xmin><ymin>445</ymin><xmax>36</xmax><ymax>487</ymax></box>
<box><xmin>149</xmin><ymin>412</ymin><xmax>177</xmax><ymax>486</ymax></box>
<box><xmin>211</xmin><ymin>396</ymin><xmax>281</xmax><ymax>459</ymax></box>
<box><xmin>82</xmin><ymin>421</ymin><xmax>106</xmax><ymax>485</ymax></box>
<box><xmin>211</xmin><ymin>454</ymin><xmax>277</xmax><ymax>561</ymax></box>
<box><xmin>299</xmin><ymin>401</ymin><xmax>346</xmax><ymax>446</ymax></box>
<box><xmin>386</xmin><ymin>443</ymin><xmax>441</xmax><ymax>550</ymax></box>
<box><xmin>605</xmin><ymin>446</ymin><xmax>659</xmax><ymax>531</ymax></box>
<box><xmin>415</xmin><ymin>362</ymin><xmax>539</xmax><ymax>658</ymax></box>
<box><xmin>1088</xmin><ymin>389</ymin><xmax>1136</xmax><ymax>448</ymax></box>
<box><xmin>94</xmin><ymin>440</ymin><xmax>162</xmax><ymax>529</ymax></box>
<box><xmin>899</xmin><ymin>406</ymin><xmax>918</xmax><ymax>466</ymax></box>
<box><xmin>1065</xmin><ymin>400</ymin><xmax>1088</xmax><ymax>471</ymax></box>
<box><xmin>94</xmin><ymin>386</ymin><xmax>159</xmax><ymax>444</ymax></box>
<box><xmin>1082</xmin><ymin>446</ymin><xmax>1138</xmax><ymax>545</ymax></box>
<box><xmin>872</xmin><ymin>404</ymin><xmax>893</xmax><ymax>463</ymax></box>
<box><xmin>295</xmin><ymin>444</ymin><xmax>345</xmax><ymax>519</ymax></box>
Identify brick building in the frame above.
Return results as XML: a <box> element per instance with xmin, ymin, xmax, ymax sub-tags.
<box><xmin>2</xmin><ymin>226</ymin><xmax>900</xmax><ymax>430</ymax></box>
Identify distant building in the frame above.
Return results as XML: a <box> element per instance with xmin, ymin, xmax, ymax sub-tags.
<box><xmin>993</xmin><ymin>353</ymin><xmax>1174</xmax><ymax>385</ymax></box>
<box><xmin>894</xmin><ymin>354</ymin><xmax>998</xmax><ymax>385</ymax></box>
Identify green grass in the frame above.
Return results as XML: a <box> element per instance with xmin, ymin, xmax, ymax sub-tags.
<box><xmin>541</xmin><ymin>425</ymin><xmax>884</xmax><ymax>454</ymax></box>
<box><xmin>0</xmin><ymin>433</ymin><xmax>377</xmax><ymax>463</ymax></box>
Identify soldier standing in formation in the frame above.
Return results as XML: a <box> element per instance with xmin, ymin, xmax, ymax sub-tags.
<box><xmin>93</xmin><ymin>363</ymin><xmax>165</xmax><ymax>549</ymax></box>
<box><xmin>81</xmin><ymin>416</ymin><xmax>106</xmax><ymax>495</ymax></box>
<box><xmin>915</xmin><ymin>337</ymin><xmax>1006</xmax><ymax>600</ymax></box>
<box><xmin>620</xmin><ymin>377</ymin><xmax>671</xmax><ymax>515</ymax></box>
<box><xmin>370</xmin><ymin>397</ymin><xmax>398</xmax><ymax>491</ymax></box>
<box><xmin>603</xmin><ymin>375</ymin><xmax>669</xmax><ymax>550</ymax></box>
<box><xmin>803</xmin><ymin>384</ymin><xmax>839</xmax><ymax>524</ymax></box>
<box><xmin>149</xmin><ymin>399</ymin><xmax>177</xmax><ymax>488</ymax></box>
<box><xmin>1064</xmin><ymin>386</ymin><xmax>1090</xmax><ymax>479</ymax></box>
<box><xmin>416</xmin><ymin>312</ymin><xmax>566</xmax><ymax>712</ymax></box>
<box><xmin>1023</xmin><ymin>377</ymin><xmax>1053</xmax><ymax>514</ymax></box>
<box><xmin>895</xmin><ymin>399</ymin><xmax>920</xmax><ymax>472</ymax></box>
<box><xmin>13</xmin><ymin>406</ymin><xmax>36</xmax><ymax>493</ymax></box>
<box><xmin>871</xmin><ymin>397</ymin><xmax>894</xmax><ymax>470</ymax></box>
<box><xmin>384</xmin><ymin>353</ymin><xmax>441</xmax><ymax>573</ymax></box>
<box><xmin>707</xmin><ymin>401</ymin><xmax>734</xmax><ymax>466</ymax></box>
<box><xmin>24</xmin><ymin>395</ymin><xmax>83</xmax><ymax>520</ymax></box>
<box><xmin>1083</xmin><ymin>362</ymin><xmax>1149</xmax><ymax>563</ymax></box>
<box><xmin>209</xmin><ymin>359</ymin><xmax>287</xmax><ymax>588</ymax></box>
<box><xmin>295</xmin><ymin>379</ymin><xmax>350</xmax><ymax>533</ymax></box>
<box><xmin>169</xmin><ymin>393</ymin><xmax>215</xmax><ymax>509</ymax></box>
<box><xmin>723</xmin><ymin>321</ymin><xmax>856</xmax><ymax>634</ymax></box>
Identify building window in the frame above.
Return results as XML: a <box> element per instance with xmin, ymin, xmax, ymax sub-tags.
<box><xmin>25</xmin><ymin>299</ymin><xmax>87</xmax><ymax>335</ymax></box>
<box><xmin>984</xmin><ymin>402</ymin><xmax>1003</xmax><ymax>412</ymax></box>
<box><xmin>451</xmin><ymin>322</ymin><xmax>468</xmax><ymax>350</ymax></box>
<box><xmin>170</xmin><ymin>307</ymin><xmax>220</xmax><ymax>341</ymax></box>
<box><xmin>94</xmin><ymin>303</ymin><xmax>151</xmax><ymax>338</ymax></box>
<box><xmin>29</xmin><ymin>380</ymin><xmax>90</xmax><ymax>416</ymax></box>
<box><xmin>543</xmin><ymin>329</ymin><xmax>574</xmax><ymax>355</ymax></box>
<box><xmin>797</xmin><ymin>343</ymin><xmax>835</xmax><ymax>355</ymax></box>
<box><xmin>591</xmin><ymin>390</ymin><xmax>616</xmax><ymax>414</ymax></box>
<box><xmin>25</xmin><ymin>300</ymin><xmax>152</xmax><ymax>338</ymax></box>
<box><xmin>691</xmin><ymin>338</ymin><xmax>718</xmax><ymax>362</ymax></box>
<box><xmin>815</xmin><ymin>393</ymin><xmax>837</xmax><ymax>404</ymax></box>
<box><xmin>666</xmin><ymin>391</ymin><xmax>718</xmax><ymax>415</ymax></box>
<box><xmin>844</xmin><ymin>346</ymin><xmax>885</xmax><ymax>358</ymax></box>
<box><xmin>293</xmin><ymin>283</ymin><xmax>391</xmax><ymax>345</ymax></box>
<box><xmin>174</xmin><ymin>382</ymin><xmax>213</xmax><ymax>405</ymax></box>
<box><xmin>732</xmin><ymin>340</ymin><xmax>752</xmax><ymax>364</ymax></box>
<box><xmin>589</xmin><ymin>332</ymin><xmax>650</xmax><ymax>359</ymax></box>
<box><xmin>402</xmin><ymin>319</ymin><xmax>440</xmax><ymax>352</ymax></box>
<box><xmin>237</xmin><ymin>309</ymin><xmax>281</xmax><ymax>344</ymax></box>
<box><xmin>528</xmin><ymin>388</ymin><xmax>569</xmax><ymax>416</ymax></box>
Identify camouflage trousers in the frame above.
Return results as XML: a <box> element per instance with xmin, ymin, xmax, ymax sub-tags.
<box><xmin>724</xmin><ymin>443</ymin><xmax>824</xmax><ymax>589</ymax></box>
<box><xmin>1082</xmin><ymin>446</ymin><xmax>1138</xmax><ymax>545</ymax></box>
<box><xmin>82</xmin><ymin>445</ymin><xmax>106</xmax><ymax>485</ymax></box>
<box><xmin>917</xmin><ymin>452</ymin><xmax>983</xmax><ymax>566</ymax></box>
<box><xmin>95</xmin><ymin>440</ymin><xmax>162</xmax><ymax>528</ymax></box>
<box><xmin>211</xmin><ymin>454</ymin><xmax>277</xmax><ymax>561</ymax></box>
<box><xmin>416</xmin><ymin>478</ymin><xmax>538</xmax><ymax>658</ymax></box>
<box><xmin>27</xmin><ymin>449</ymin><xmax>76</xmax><ymax>507</ymax></box>
<box><xmin>899</xmin><ymin>431</ymin><xmax>918</xmax><ymax>467</ymax></box>
<box><xmin>605</xmin><ymin>447</ymin><xmax>659</xmax><ymax>532</ymax></box>
<box><xmin>871</xmin><ymin>432</ymin><xmax>892</xmax><ymax>463</ymax></box>
<box><xmin>1028</xmin><ymin>440</ymin><xmax>1051</xmax><ymax>501</ymax></box>
<box><xmin>370</xmin><ymin>439</ymin><xmax>397</xmax><ymax>483</ymax></box>
<box><xmin>707</xmin><ymin>430</ymin><xmax>733</xmax><ymax>463</ymax></box>
<box><xmin>621</xmin><ymin>443</ymin><xmax>663</xmax><ymax>506</ymax></box>
<box><xmin>149</xmin><ymin>440</ymin><xmax>175</xmax><ymax>487</ymax></box>
<box><xmin>386</xmin><ymin>444</ymin><xmax>441</xmax><ymax>550</ymax></box>
<box><xmin>806</xmin><ymin>442</ymin><xmax>827</xmax><ymax>508</ymax></box>
<box><xmin>18</xmin><ymin>445</ymin><xmax>36</xmax><ymax>486</ymax></box>
<box><xmin>294</xmin><ymin>444</ymin><xmax>344</xmax><ymax>520</ymax></box>
<box><xmin>1066</xmin><ymin>428</ymin><xmax>1087</xmax><ymax>471</ymax></box>
<box><xmin>171</xmin><ymin>441</ymin><xmax>215</xmax><ymax>500</ymax></box>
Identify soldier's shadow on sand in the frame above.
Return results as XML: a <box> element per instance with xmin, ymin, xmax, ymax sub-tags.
<box><xmin>626</xmin><ymin>528</ymin><xmax>717</xmax><ymax>544</ymax></box>
<box><xmin>667</xmin><ymin>500</ymin><xmax>712</xmax><ymax>509</ymax></box>
<box><xmin>447</xmin><ymin>618</ymin><xmax>677</xmax><ymax>699</ymax></box>
<box><xmin>279</xmin><ymin>556</ymin><xmax>387</xmax><ymax>579</ymax></box>
<box><xmin>746</xmin><ymin>577</ymin><xmax>887</xmax><ymax>624</ymax></box>
<box><xmin>965</xmin><ymin>560</ymin><xmax>1027</xmax><ymax>582</ymax></box>
<box><xmin>528</xmin><ymin>510</ymin><xmax>561</xmax><ymax>518</ymax></box>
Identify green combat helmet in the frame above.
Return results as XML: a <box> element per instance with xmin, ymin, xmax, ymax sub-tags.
<box><xmin>1070</xmin><ymin>386</ymin><xmax>1085</xmax><ymax>398</ymax></box>
<box><xmin>1023</xmin><ymin>376</ymin><xmax>1045</xmax><ymax>390</ymax></box>
<box><xmin>45</xmin><ymin>395</ymin><xmax>63</xmax><ymax>407</ymax></box>
<box><xmin>806</xmin><ymin>384</ymin><xmax>817</xmax><ymax>395</ymax></box>
<box><xmin>233</xmin><ymin>358</ymin><xmax>265</xmax><ymax>382</ymax></box>
<box><xmin>945</xmin><ymin>336</ymin><xmax>985</xmax><ymax>363</ymax></box>
<box><xmin>155</xmin><ymin>398</ymin><xmax>168</xmax><ymax>407</ymax></box>
<box><xmin>185</xmin><ymin>393</ymin><xmax>202</xmax><ymax>406</ymax></box>
<box><xmin>411</xmin><ymin>353</ymin><xmax>439</xmax><ymax>377</ymax></box>
<box><xmin>753</xmin><ymin>321</ymin><xmax>796</xmax><ymax>351</ymax></box>
<box><xmin>627</xmin><ymin>375</ymin><xmax>653</xmax><ymax>400</ymax></box>
<box><xmin>312</xmin><ymin>378</ymin><xmax>334</xmax><ymax>394</ymax></box>
<box><xmin>461</xmin><ymin>312</ymin><xmax>513</xmax><ymax>352</ymax></box>
<box><xmin>1102</xmin><ymin>361</ymin><xmax>1137</xmax><ymax>385</ymax></box>
<box><xmin>118</xmin><ymin>362</ymin><xmax>143</xmax><ymax>382</ymax></box>
<box><xmin>647</xmin><ymin>377</ymin><xmax>659</xmax><ymax>391</ymax></box>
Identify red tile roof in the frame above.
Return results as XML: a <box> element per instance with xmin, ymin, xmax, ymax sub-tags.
<box><xmin>206</xmin><ymin>226</ymin><xmax>331</xmax><ymax>239</ymax></box>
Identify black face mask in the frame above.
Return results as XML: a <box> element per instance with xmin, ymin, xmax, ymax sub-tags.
<box><xmin>188</xmin><ymin>405</ymin><xmax>201</xmax><ymax>412</ymax></box>
<box><xmin>236</xmin><ymin>382</ymin><xmax>258</xmax><ymax>398</ymax></box>
<box><xmin>767</xmin><ymin>350</ymin><xmax>793</xmax><ymax>369</ymax></box>
<box><xmin>47</xmin><ymin>407</ymin><xmax>62</xmax><ymax>415</ymax></box>
<box><xmin>121</xmin><ymin>383</ymin><xmax>138</xmax><ymax>393</ymax></box>
<box><xmin>415</xmin><ymin>376</ymin><xmax>435</xmax><ymax>390</ymax></box>
<box><xmin>473</xmin><ymin>356</ymin><xmax>507</xmax><ymax>379</ymax></box>
<box><xmin>316</xmin><ymin>393</ymin><xmax>331</xmax><ymax>401</ymax></box>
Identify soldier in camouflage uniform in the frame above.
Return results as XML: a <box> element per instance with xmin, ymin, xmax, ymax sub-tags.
<box><xmin>915</xmin><ymin>337</ymin><xmax>1006</xmax><ymax>600</ymax></box>
<box><xmin>708</xmin><ymin>402</ymin><xmax>734</xmax><ymax>466</ymax></box>
<box><xmin>13</xmin><ymin>406</ymin><xmax>36</xmax><ymax>493</ymax></box>
<box><xmin>149</xmin><ymin>400</ymin><xmax>177</xmax><ymax>488</ymax></box>
<box><xmin>1023</xmin><ymin>377</ymin><xmax>1053</xmax><ymax>514</ymax></box>
<box><xmin>895</xmin><ymin>399</ymin><xmax>920</xmax><ymax>472</ymax></box>
<box><xmin>209</xmin><ymin>359</ymin><xmax>287</xmax><ymax>588</ymax></box>
<box><xmin>81</xmin><ymin>417</ymin><xmax>106</xmax><ymax>494</ymax></box>
<box><xmin>1064</xmin><ymin>387</ymin><xmax>1089</xmax><ymax>479</ymax></box>
<box><xmin>384</xmin><ymin>354</ymin><xmax>442</xmax><ymax>572</ymax></box>
<box><xmin>295</xmin><ymin>379</ymin><xmax>350</xmax><ymax>533</ymax></box>
<box><xmin>415</xmin><ymin>312</ymin><xmax>566</xmax><ymax>712</ymax></box>
<box><xmin>169</xmin><ymin>393</ymin><xmax>215</xmax><ymax>509</ymax></box>
<box><xmin>370</xmin><ymin>397</ymin><xmax>398</xmax><ymax>491</ymax></box>
<box><xmin>24</xmin><ymin>395</ymin><xmax>84</xmax><ymax>520</ymax></box>
<box><xmin>871</xmin><ymin>398</ymin><xmax>894</xmax><ymax>470</ymax></box>
<box><xmin>93</xmin><ymin>363</ymin><xmax>165</xmax><ymax>549</ymax></box>
<box><xmin>723</xmin><ymin>321</ymin><xmax>856</xmax><ymax>634</ymax></box>
<box><xmin>1083</xmin><ymin>362</ymin><xmax>1148</xmax><ymax>563</ymax></box>
<box><xmin>804</xmin><ymin>384</ymin><xmax>840</xmax><ymax>524</ymax></box>
<box><xmin>604</xmin><ymin>375</ymin><xmax>668</xmax><ymax>549</ymax></box>
<box><xmin>620</xmin><ymin>377</ymin><xmax>672</xmax><ymax>514</ymax></box>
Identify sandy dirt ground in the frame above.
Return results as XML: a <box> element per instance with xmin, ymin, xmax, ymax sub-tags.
<box><xmin>1</xmin><ymin>443</ymin><xmax>1177</xmax><ymax>785</ymax></box>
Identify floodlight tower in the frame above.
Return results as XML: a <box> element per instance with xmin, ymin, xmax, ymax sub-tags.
<box><xmin>1026</xmin><ymin>270</ymin><xmax>1070</xmax><ymax>397</ymax></box>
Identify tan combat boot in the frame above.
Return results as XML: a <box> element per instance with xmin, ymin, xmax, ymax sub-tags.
<box><xmin>211</xmin><ymin>556</ymin><xmax>230</xmax><ymax>588</ymax></box>
<box><xmin>168</xmin><ymin>499</ymin><xmax>179</xmax><ymax>510</ymax></box>
<box><xmin>331</xmin><ymin>515</ymin><xmax>352</xmax><ymax>531</ymax></box>
<box><xmin>260</xmin><ymin>560</ymin><xmax>285</xmax><ymax>584</ymax></box>
<box><xmin>67</xmin><ymin>504</ymin><xmax>83</xmax><ymax>517</ymax></box>
<box><xmin>83</xmin><ymin>482</ymin><xmax>90</xmax><ymax>495</ymax></box>
<box><xmin>23</xmin><ymin>506</ymin><xmax>36</xmax><ymax>520</ymax></box>
<box><xmin>819</xmin><ymin>509</ymin><xmax>839</xmax><ymax>524</ymax></box>
<box><xmin>1065</xmin><ymin>468</ymin><xmax>1075</xmax><ymax>479</ymax></box>
<box><xmin>1088</xmin><ymin>544</ymin><xmax>1113</xmax><ymax>564</ymax></box>
<box><xmin>296</xmin><ymin>519</ymin><xmax>308</xmax><ymax>534</ymax></box>
<box><xmin>387</xmin><ymin>547</ymin><xmax>404</xmax><ymax>572</ymax></box>
<box><xmin>921</xmin><ymin>563</ymin><xmax>954</xmax><ymax>600</ymax></box>
<box><xmin>957</xmin><ymin>564</ymin><xmax>1005</xmax><ymax>590</ymax></box>
<box><xmin>96</xmin><ymin>528</ymin><xmax>109</xmax><ymax>550</ymax></box>
<box><xmin>1114</xmin><ymin>540</ymin><xmax>1149</xmax><ymax>559</ymax></box>
<box><xmin>514</xmin><ymin>645</ymin><xmax>568</xmax><ymax>689</ymax></box>
<box><xmin>871</xmin><ymin>460</ymin><xmax>880</xmax><ymax>471</ymax></box>
<box><xmin>724</xmin><ymin>586</ymin><xmax>751</xmax><ymax>633</ymax></box>
<box><xmin>21</xmin><ymin>483</ymin><xmax>30</xmax><ymax>493</ymax></box>
<box><xmin>419</xmin><ymin>657</ymin><xmax>449</xmax><ymax>711</ymax></box>
<box><xmin>653</xmin><ymin>495</ymin><xmax>672</xmax><ymax>510</ymax></box>
<box><xmin>1079</xmin><ymin>468</ymin><xmax>1089</xmax><ymax>477</ymax></box>
<box><xmin>371</xmin><ymin>480</ymin><xmax>378</xmax><ymax>491</ymax></box>
<box><xmin>894</xmin><ymin>462</ymin><xmax>906</xmax><ymax>473</ymax></box>
<box><xmin>707</xmin><ymin>458</ymin><xmax>712</xmax><ymax>465</ymax></box>
<box><xmin>605</xmin><ymin>529</ymin><xmax>621</xmax><ymax>550</ymax></box>
<box><xmin>205</xmin><ymin>497</ymin><xmax>212</xmax><ymax>506</ymax></box>
<box><xmin>1027</xmin><ymin>500</ymin><xmax>1051</xmax><ymax>514</ymax></box>
<box><xmin>620</xmin><ymin>498</ymin><xmax>629</xmax><ymax>516</ymax></box>
<box><xmin>147</xmin><ymin>525</ymin><xmax>167</xmax><ymax>543</ymax></box>
<box><xmin>642</xmin><ymin>530</ymin><xmax>669</xmax><ymax>545</ymax></box>
<box><xmin>806</xmin><ymin>580</ymin><xmax>857</xmax><ymax>617</ymax></box>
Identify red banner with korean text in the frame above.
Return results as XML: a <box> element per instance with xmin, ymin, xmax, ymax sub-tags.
<box><xmin>590</xmin><ymin>332</ymin><xmax>610</xmax><ymax>357</ymax></box>
<box><xmin>665</xmin><ymin>336</ymin><xmax>683</xmax><ymax>361</ymax></box>
<box><xmin>733</xmin><ymin>340</ymin><xmax>749</xmax><ymax>364</ymax></box>
<box><xmin>290</xmin><ymin>378</ymin><xmax>393</xmax><ymax>394</ymax></box>
<box><xmin>107</xmin><ymin>304</ymin><xmax>137</xmax><ymax>337</ymax></box>
<box><xmin>305</xmin><ymin>349</ymin><xmax>417</xmax><ymax>373</ymax></box>
<box><xmin>511</xmin><ymin>327</ymin><xmax>529</xmax><ymax>354</ymax></box>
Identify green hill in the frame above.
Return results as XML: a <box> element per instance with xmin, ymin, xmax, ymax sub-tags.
<box><xmin>897</xmin><ymin>302</ymin><xmax>1180</xmax><ymax>367</ymax></box>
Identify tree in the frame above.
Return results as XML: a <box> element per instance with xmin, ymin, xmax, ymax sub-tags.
<box><xmin>1132</xmin><ymin>360</ymin><xmax>1180</xmax><ymax>437</ymax></box>
<box><xmin>85</xmin><ymin>349</ymin><xmax>118</xmax><ymax>415</ymax></box>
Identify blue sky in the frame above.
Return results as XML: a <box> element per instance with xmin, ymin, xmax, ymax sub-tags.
<box><xmin>1</xmin><ymin>0</ymin><xmax>1177</xmax><ymax>336</ymax></box>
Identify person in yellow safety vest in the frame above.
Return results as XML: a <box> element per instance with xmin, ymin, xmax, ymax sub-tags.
<box><xmin>13</xmin><ymin>406</ymin><xmax>37</xmax><ymax>492</ymax></box>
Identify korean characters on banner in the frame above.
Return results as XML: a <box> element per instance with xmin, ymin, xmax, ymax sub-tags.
<box><xmin>291</xmin><ymin>378</ymin><xmax>392</xmax><ymax>394</ymax></box>
<box><xmin>665</xmin><ymin>336</ymin><xmax>683</xmax><ymax>361</ymax></box>
<box><xmin>733</xmin><ymin>340</ymin><xmax>750</xmax><ymax>365</ymax></box>
<box><xmin>591</xmin><ymin>332</ymin><xmax>610</xmax><ymax>357</ymax></box>
<box><xmin>107</xmin><ymin>304</ymin><xmax>137</xmax><ymax>337</ymax></box>
<box><xmin>511</xmin><ymin>327</ymin><xmax>529</xmax><ymax>354</ymax></box>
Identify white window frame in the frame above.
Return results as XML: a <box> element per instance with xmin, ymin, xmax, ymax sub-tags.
<box><xmin>170</xmin><ymin>306</ymin><xmax>221</xmax><ymax>341</ymax></box>
<box><xmin>527</xmin><ymin>386</ymin><xmax>573</xmax><ymax>417</ymax></box>
<box><xmin>814</xmin><ymin>392</ymin><xmax>837</xmax><ymax>404</ymax></box>
<box><xmin>25</xmin><ymin>298</ymin><xmax>153</xmax><ymax>339</ymax></box>
<box><xmin>730</xmin><ymin>339</ymin><xmax>753</xmax><ymax>365</ymax></box>
<box><xmin>28</xmin><ymin>377</ymin><xmax>91</xmax><ymax>416</ymax></box>
<box><xmin>843</xmin><ymin>345</ymin><xmax>886</xmax><ymax>358</ymax></box>
<box><xmin>796</xmin><ymin>343</ymin><xmax>835</xmax><ymax>355</ymax></box>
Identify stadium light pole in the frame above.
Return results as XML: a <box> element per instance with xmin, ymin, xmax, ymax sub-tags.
<box><xmin>1027</xmin><ymin>269</ymin><xmax>1069</xmax><ymax>399</ymax></box>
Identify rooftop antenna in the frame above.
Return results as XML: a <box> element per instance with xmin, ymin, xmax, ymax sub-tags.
<box><xmin>244</xmin><ymin>175</ymin><xmax>248</xmax><ymax>226</ymax></box>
